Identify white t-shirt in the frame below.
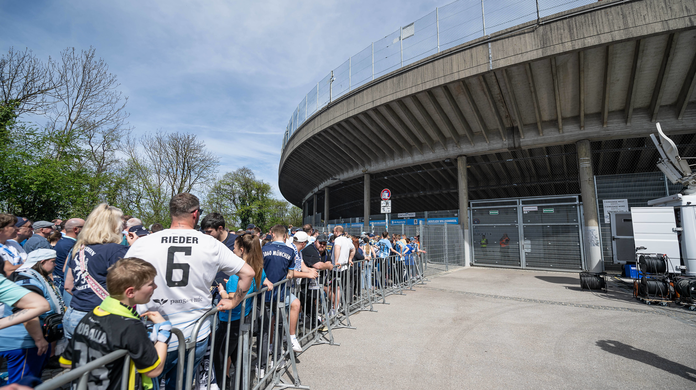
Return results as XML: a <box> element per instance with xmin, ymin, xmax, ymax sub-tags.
<box><xmin>333</xmin><ymin>236</ymin><xmax>353</xmax><ymax>266</ymax></box>
<box><xmin>126</xmin><ymin>229</ymin><xmax>246</xmax><ymax>351</ymax></box>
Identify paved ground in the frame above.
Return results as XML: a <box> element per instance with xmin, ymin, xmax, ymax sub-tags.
<box><xmin>292</xmin><ymin>267</ymin><xmax>696</xmax><ymax>389</ymax></box>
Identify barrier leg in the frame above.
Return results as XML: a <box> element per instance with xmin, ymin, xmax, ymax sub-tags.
<box><xmin>272</xmin><ymin>301</ymin><xmax>309</xmax><ymax>390</ymax></box>
<box><xmin>331</xmin><ymin>271</ymin><xmax>356</xmax><ymax>330</ymax></box>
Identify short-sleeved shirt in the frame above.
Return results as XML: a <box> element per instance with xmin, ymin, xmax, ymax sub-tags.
<box><xmin>0</xmin><ymin>272</ymin><xmax>59</xmax><ymax>352</ymax></box>
<box><xmin>0</xmin><ymin>274</ymin><xmax>29</xmax><ymax>311</ymax></box>
<box><xmin>0</xmin><ymin>240</ymin><xmax>27</xmax><ymax>266</ymax></box>
<box><xmin>127</xmin><ymin>229</ymin><xmax>246</xmax><ymax>352</ymax></box>
<box><xmin>61</xmin><ymin>308</ymin><xmax>159</xmax><ymax>390</ymax></box>
<box><xmin>218</xmin><ymin>270</ymin><xmax>266</xmax><ymax>323</ymax></box>
<box><xmin>68</xmin><ymin>243</ymin><xmax>129</xmax><ymax>312</ymax></box>
<box><xmin>287</xmin><ymin>242</ymin><xmax>302</xmax><ymax>272</ymax></box>
<box><xmin>333</xmin><ymin>236</ymin><xmax>352</xmax><ymax>265</ymax></box>
<box><xmin>221</xmin><ymin>233</ymin><xmax>236</xmax><ymax>252</ymax></box>
<box><xmin>262</xmin><ymin>241</ymin><xmax>295</xmax><ymax>302</ymax></box>
<box><xmin>377</xmin><ymin>239</ymin><xmax>392</xmax><ymax>258</ymax></box>
<box><xmin>23</xmin><ymin>235</ymin><xmax>51</xmax><ymax>254</ymax></box>
<box><xmin>301</xmin><ymin>244</ymin><xmax>327</xmax><ymax>269</ymax></box>
<box><xmin>53</xmin><ymin>236</ymin><xmax>77</xmax><ymax>279</ymax></box>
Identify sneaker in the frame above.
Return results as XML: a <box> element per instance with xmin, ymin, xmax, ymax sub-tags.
<box><xmin>291</xmin><ymin>337</ymin><xmax>302</xmax><ymax>353</ymax></box>
<box><xmin>328</xmin><ymin>309</ymin><xmax>336</xmax><ymax>317</ymax></box>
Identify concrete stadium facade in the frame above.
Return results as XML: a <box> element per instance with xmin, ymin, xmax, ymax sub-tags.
<box><xmin>278</xmin><ymin>0</ymin><xmax>696</xmax><ymax>272</ymax></box>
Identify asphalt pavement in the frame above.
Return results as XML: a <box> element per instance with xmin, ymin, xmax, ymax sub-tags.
<box><xmin>293</xmin><ymin>266</ymin><xmax>696</xmax><ymax>389</ymax></box>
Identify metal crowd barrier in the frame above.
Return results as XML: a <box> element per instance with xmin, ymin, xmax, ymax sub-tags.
<box><xmin>35</xmin><ymin>328</ymin><xmax>187</xmax><ymax>390</ymax></box>
<box><xmin>35</xmin><ymin>253</ymin><xmax>428</xmax><ymax>390</ymax></box>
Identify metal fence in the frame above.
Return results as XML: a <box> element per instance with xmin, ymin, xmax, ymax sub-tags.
<box><xmin>281</xmin><ymin>0</ymin><xmax>603</xmax><ymax>150</ymax></box>
<box><xmin>36</xmin><ymin>255</ymin><xmax>429</xmax><ymax>390</ymax></box>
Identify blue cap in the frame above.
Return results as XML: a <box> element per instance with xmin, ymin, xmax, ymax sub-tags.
<box><xmin>15</xmin><ymin>217</ymin><xmax>29</xmax><ymax>228</ymax></box>
<box><xmin>128</xmin><ymin>225</ymin><xmax>149</xmax><ymax>237</ymax></box>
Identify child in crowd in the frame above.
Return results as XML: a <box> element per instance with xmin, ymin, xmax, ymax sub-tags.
<box><xmin>60</xmin><ymin>258</ymin><xmax>169</xmax><ymax>390</ymax></box>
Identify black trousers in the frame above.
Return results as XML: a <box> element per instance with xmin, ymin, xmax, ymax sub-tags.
<box><xmin>213</xmin><ymin>318</ymin><xmax>242</xmax><ymax>390</ymax></box>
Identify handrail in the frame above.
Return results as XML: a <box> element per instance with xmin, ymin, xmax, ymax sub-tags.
<box><xmin>280</xmin><ymin>0</ymin><xmax>638</xmax><ymax>153</ymax></box>
<box><xmin>35</xmin><ymin>350</ymin><xmax>128</xmax><ymax>390</ymax></box>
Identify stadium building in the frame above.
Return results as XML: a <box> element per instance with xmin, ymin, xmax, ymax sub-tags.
<box><xmin>278</xmin><ymin>0</ymin><xmax>696</xmax><ymax>272</ymax></box>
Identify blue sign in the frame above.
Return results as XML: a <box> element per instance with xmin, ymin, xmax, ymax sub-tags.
<box><xmin>366</xmin><ymin>218</ymin><xmax>459</xmax><ymax>226</ymax></box>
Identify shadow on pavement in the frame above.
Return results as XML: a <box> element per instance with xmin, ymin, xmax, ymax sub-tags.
<box><xmin>596</xmin><ymin>340</ymin><xmax>696</xmax><ymax>383</ymax></box>
<box><xmin>535</xmin><ymin>276</ymin><xmax>579</xmax><ymax>285</ymax></box>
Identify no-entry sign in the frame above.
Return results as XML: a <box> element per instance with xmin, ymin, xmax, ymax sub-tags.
<box><xmin>380</xmin><ymin>188</ymin><xmax>391</xmax><ymax>200</ymax></box>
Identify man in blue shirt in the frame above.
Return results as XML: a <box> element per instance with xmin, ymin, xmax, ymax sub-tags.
<box><xmin>376</xmin><ymin>231</ymin><xmax>400</xmax><ymax>287</ymax></box>
<box><xmin>14</xmin><ymin>218</ymin><xmax>32</xmax><ymax>247</ymax></box>
<box><xmin>262</xmin><ymin>225</ymin><xmax>296</xmax><ymax>301</ymax></box>
<box><xmin>23</xmin><ymin>221</ymin><xmax>54</xmax><ymax>254</ymax></box>
<box><xmin>261</xmin><ymin>225</ymin><xmax>296</xmax><ymax>365</ymax></box>
<box><xmin>53</xmin><ymin>218</ymin><xmax>84</xmax><ymax>294</ymax></box>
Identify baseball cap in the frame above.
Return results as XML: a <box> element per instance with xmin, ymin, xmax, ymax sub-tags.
<box><xmin>293</xmin><ymin>231</ymin><xmax>309</xmax><ymax>242</ymax></box>
<box><xmin>315</xmin><ymin>234</ymin><xmax>328</xmax><ymax>243</ymax></box>
<box><xmin>128</xmin><ymin>225</ymin><xmax>150</xmax><ymax>237</ymax></box>
<box><xmin>246</xmin><ymin>223</ymin><xmax>256</xmax><ymax>230</ymax></box>
<box><xmin>18</xmin><ymin>248</ymin><xmax>56</xmax><ymax>271</ymax></box>
<box><xmin>33</xmin><ymin>221</ymin><xmax>55</xmax><ymax>229</ymax></box>
<box><xmin>14</xmin><ymin>217</ymin><xmax>29</xmax><ymax>228</ymax></box>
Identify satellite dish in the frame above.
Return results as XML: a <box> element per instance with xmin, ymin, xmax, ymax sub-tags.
<box><xmin>656</xmin><ymin>123</ymin><xmax>691</xmax><ymax>175</ymax></box>
<box><xmin>651</xmin><ymin>123</ymin><xmax>696</xmax><ymax>193</ymax></box>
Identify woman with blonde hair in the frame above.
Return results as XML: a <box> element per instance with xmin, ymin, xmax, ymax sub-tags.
<box><xmin>63</xmin><ymin>204</ymin><xmax>128</xmax><ymax>339</ymax></box>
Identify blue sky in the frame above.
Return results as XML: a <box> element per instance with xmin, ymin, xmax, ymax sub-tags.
<box><xmin>1</xmin><ymin>0</ymin><xmax>441</xmax><ymax>199</ymax></box>
<box><xmin>2</xmin><ymin>0</ymin><xmax>593</xmax><ymax>200</ymax></box>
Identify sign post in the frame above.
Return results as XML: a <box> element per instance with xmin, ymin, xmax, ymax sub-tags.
<box><xmin>381</xmin><ymin>188</ymin><xmax>391</xmax><ymax>231</ymax></box>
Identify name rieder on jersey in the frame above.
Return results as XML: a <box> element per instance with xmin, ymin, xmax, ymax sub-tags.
<box><xmin>125</xmin><ymin>229</ymin><xmax>246</xmax><ymax>351</ymax></box>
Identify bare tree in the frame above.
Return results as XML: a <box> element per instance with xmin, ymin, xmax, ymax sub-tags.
<box><xmin>45</xmin><ymin>47</ymin><xmax>128</xmax><ymax>158</ymax></box>
<box><xmin>126</xmin><ymin>131</ymin><xmax>219</xmax><ymax>224</ymax></box>
<box><xmin>0</xmin><ymin>47</ymin><xmax>55</xmax><ymax>115</ymax></box>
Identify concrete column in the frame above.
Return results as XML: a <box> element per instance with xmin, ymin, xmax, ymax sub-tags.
<box><xmin>324</xmin><ymin>187</ymin><xmax>330</xmax><ymax>229</ymax></box>
<box><xmin>312</xmin><ymin>193</ymin><xmax>318</xmax><ymax>228</ymax></box>
<box><xmin>364</xmin><ymin>173</ymin><xmax>371</xmax><ymax>232</ymax></box>
<box><xmin>457</xmin><ymin>156</ymin><xmax>471</xmax><ymax>267</ymax></box>
<box><xmin>577</xmin><ymin>140</ymin><xmax>602</xmax><ymax>273</ymax></box>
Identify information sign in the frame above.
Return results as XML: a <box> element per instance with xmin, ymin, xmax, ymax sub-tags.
<box><xmin>603</xmin><ymin>199</ymin><xmax>629</xmax><ymax>223</ymax></box>
<box><xmin>381</xmin><ymin>200</ymin><xmax>391</xmax><ymax>214</ymax></box>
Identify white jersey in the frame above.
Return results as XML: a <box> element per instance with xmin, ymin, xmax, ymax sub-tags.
<box><xmin>126</xmin><ymin>228</ymin><xmax>246</xmax><ymax>351</ymax></box>
<box><xmin>333</xmin><ymin>236</ymin><xmax>353</xmax><ymax>266</ymax></box>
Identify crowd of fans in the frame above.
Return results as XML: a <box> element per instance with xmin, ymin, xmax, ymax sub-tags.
<box><xmin>0</xmin><ymin>193</ymin><xmax>425</xmax><ymax>390</ymax></box>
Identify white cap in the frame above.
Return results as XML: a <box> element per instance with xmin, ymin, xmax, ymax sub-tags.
<box><xmin>293</xmin><ymin>231</ymin><xmax>310</xmax><ymax>243</ymax></box>
<box><xmin>18</xmin><ymin>248</ymin><xmax>56</xmax><ymax>271</ymax></box>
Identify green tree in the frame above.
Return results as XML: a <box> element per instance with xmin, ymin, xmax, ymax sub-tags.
<box><xmin>205</xmin><ymin>167</ymin><xmax>303</xmax><ymax>231</ymax></box>
<box><xmin>0</xmin><ymin>113</ymin><xmax>94</xmax><ymax>219</ymax></box>
<box><xmin>1</xmin><ymin>46</ymin><xmax>132</xmax><ymax>220</ymax></box>
<box><xmin>206</xmin><ymin>167</ymin><xmax>271</xmax><ymax>230</ymax></box>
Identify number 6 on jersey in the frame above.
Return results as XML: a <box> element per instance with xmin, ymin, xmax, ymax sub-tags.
<box><xmin>166</xmin><ymin>246</ymin><xmax>191</xmax><ymax>287</ymax></box>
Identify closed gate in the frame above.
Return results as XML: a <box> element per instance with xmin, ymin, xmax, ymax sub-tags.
<box><xmin>470</xmin><ymin>196</ymin><xmax>584</xmax><ymax>271</ymax></box>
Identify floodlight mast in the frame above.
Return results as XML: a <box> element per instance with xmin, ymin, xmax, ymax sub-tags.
<box><xmin>650</xmin><ymin>123</ymin><xmax>696</xmax><ymax>194</ymax></box>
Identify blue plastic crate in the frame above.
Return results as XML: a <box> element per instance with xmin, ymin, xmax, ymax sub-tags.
<box><xmin>624</xmin><ymin>264</ymin><xmax>642</xmax><ymax>279</ymax></box>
